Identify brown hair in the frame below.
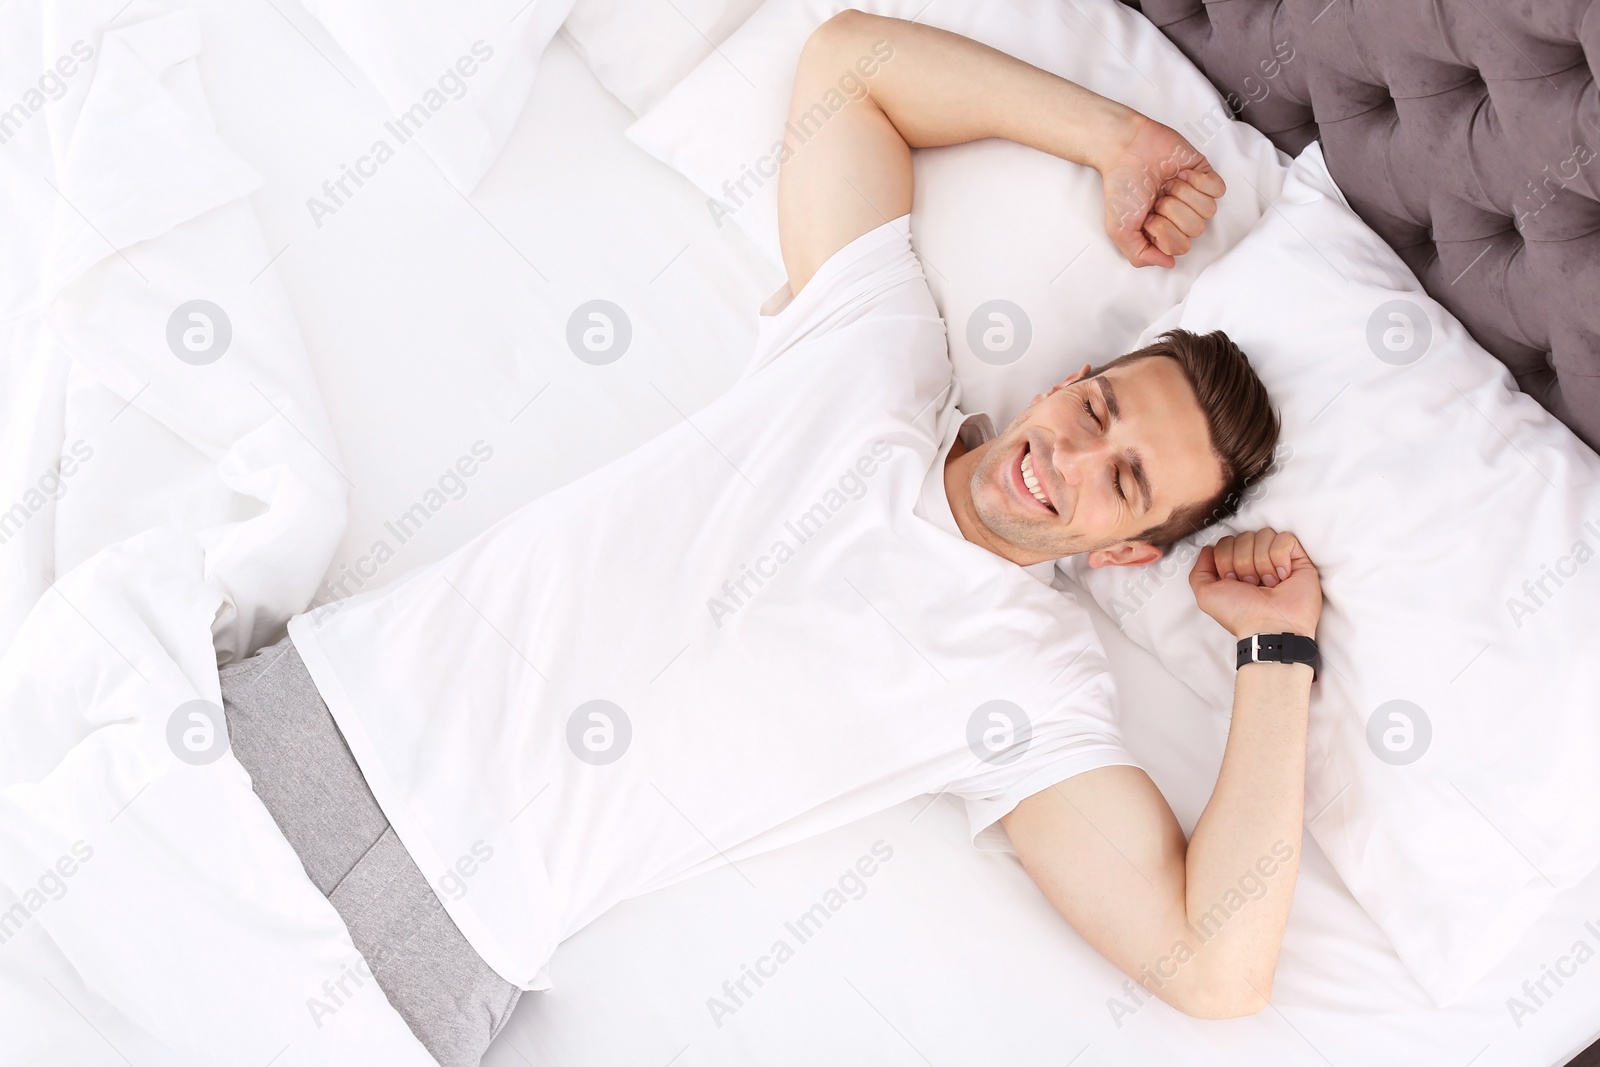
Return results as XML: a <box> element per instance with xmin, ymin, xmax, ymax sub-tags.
<box><xmin>1085</xmin><ymin>328</ymin><xmax>1279</xmax><ymax>550</ymax></box>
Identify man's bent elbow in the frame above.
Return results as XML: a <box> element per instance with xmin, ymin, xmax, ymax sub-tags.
<box><xmin>803</xmin><ymin>8</ymin><xmax>887</xmax><ymax>65</ymax></box>
<box><xmin>1158</xmin><ymin>971</ymin><xmax>1273</xmax><ymax>1020</ymax></box>
<box><xmin>812</xmin><ymin>7</ymin><xmax>880</xmax><ymax>43</ymax></box>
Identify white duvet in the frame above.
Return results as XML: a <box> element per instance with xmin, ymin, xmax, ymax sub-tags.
<box><xmin>0</xmin><ymin>4</ymin><xmax>427</xmax><ymax>1062</ymax></box>
<box><xmin>8</xmin><ymin>2</ymin><xmax>1600</xmax><ymax>1064</ymax></box>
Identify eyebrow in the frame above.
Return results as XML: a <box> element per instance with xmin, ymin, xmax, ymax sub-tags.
<box><xmin>1095</xmin><ymin>378</ymin><xmax>1153</xmax><ymax>515</ymax></box>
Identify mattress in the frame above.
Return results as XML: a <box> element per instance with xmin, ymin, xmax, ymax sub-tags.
<box><xmin>27</xmin><ymin>0</ymin><xmax>1600</xmax><ymax>1062</ymax></box>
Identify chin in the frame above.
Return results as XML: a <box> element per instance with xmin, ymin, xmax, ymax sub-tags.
<box><xmin>973</xmin><ymin>494</ymin><xmax>1074</xmax><ymax>561</ymax></box>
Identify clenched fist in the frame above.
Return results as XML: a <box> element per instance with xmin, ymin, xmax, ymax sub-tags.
<box><xmin>1188</xmin><ymin>528</ymin><xmax>1322</xmax><ymax>640</ymax></box>
<box><xmin>1097</xmin><ymin>114</ymin><xmax>1226</xmax><ymax>270</ymax></box>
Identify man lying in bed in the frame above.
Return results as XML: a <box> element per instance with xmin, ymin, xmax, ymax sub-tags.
<box><xmin>221</xmin><ymin>11</ymin><xmax>1322</xmax><ymax>1064</ymax></box>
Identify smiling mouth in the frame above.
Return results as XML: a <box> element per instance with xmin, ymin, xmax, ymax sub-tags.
<box><xmin>1018</xmin><ymin>444</ymin><xmax>1057</xmax><ymax>514</ymax></box>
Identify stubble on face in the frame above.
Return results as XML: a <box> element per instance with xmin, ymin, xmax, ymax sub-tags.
<box><xmin>966</xmin><ymin>424</ymin><xmax>1114</xmax><ymax>562</ymax></box>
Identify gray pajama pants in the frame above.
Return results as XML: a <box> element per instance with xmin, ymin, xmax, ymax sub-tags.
<box><xmin>219</xmin><ymin>634</ymin><xmax>521</xmax><ymax>1066</ymax></box>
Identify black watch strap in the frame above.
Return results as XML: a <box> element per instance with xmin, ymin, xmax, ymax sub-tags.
<box><xmin>1236</xmin><ymin>633</ymin><xmax>1319</xmax><ymax>680</ymax></box>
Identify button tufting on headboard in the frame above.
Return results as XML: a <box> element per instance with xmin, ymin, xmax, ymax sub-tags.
<box><xmin>1122</xmin><ymin>0</ymin><xmax>1600</xmax><ymax>450</ymax></box>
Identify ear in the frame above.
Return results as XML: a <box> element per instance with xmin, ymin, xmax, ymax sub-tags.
<box><xmin>1084</xmin><ymin>540</ymin><xmax>1162</xmax><ymax>569</ymax></box>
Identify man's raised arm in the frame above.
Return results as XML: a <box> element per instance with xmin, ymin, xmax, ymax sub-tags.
<box><xmin>1001</xmin><ymin>529</ymin><xmax>1322</xmax><ymax>1019</ymax></box>
<box><xmin>776</xmin><ymin>10</ymin><xmax>1226</xmax><ymax>295</ymax></box>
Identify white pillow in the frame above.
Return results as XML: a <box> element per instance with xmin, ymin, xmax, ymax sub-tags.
<box><xmin>299</xmin><ymin>0</ymin><xmax>576</xmax><ymax>192</ymax></box>
<box><xmin>1063</xmin><ymin>142</ymin><xmax>1600</xmax><ymax>1006</ymax></box>
<box><xmin>625</xmin><ymin>0</ymin><xmax>1289</xmax><ymax>426</ymax></box>
<box><xmin>560</xmin><ymin>0</ymin><xmax>768</xmax><ymax>115</ymax></box>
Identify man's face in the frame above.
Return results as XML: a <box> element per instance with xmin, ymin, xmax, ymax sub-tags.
<box><xmin>959</xmin><ymin>356</ymin><xmax>1225</xmax><ymax>567</ymax></box>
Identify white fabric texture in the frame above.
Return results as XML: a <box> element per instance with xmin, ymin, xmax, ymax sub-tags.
<box><xmin>1064</xmin><ymin>142</ymin><xmax>1600</xmax><ymax>1006</ymax></box>
<box><xmin>560</xmin><ymin>0</ymin><xmax>768</xmax><ymax>115</ymax></box>
<box><xmin>290</xmin><ymin>214</ymin><xmax>1138</xmax><ymax>991</ymax></box>
<box><xmin>298</xmin><ymin>0</ymin><xmax>577</xmax><ymax>193</ymax></box>
<box><xmin>0</xmin><ymin>3</ymin><xmax>433</xmax><ymax>1064</ymax></box>
<box><xmin>623</xmin><ymin>0</ymin><xmax>1291</xmax><ymax>426</ymax></box>
<box><xmin>8</xmin><ymin>2</ymin><xmax>1600</xmax><ymax>1061</ymax></box>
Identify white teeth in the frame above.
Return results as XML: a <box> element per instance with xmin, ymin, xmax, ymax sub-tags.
<box><xmin>1019</xmin><ymin>451</ymin><xmax>1051</xmax><ymax>508</ymax></box>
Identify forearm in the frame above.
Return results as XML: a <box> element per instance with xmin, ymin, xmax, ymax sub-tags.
<box><xmin>997</xmin><ymin>666</ymin><xmax>1308</xmax><ymax>1019</ymax></box>
<box><xmin>1180</xmin><ymin>659</ymin><xmax>1311</xmax><ymax>1008</ymax></box>
<box><xmin>821</xmin><ymin>10</ymin><xmax>1136</xmax><ymax>170</ymax></box>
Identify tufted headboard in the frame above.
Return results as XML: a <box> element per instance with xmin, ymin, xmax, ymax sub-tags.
<box><xmin>1121</xmin><ymin>0</ymin><xmax>1600</xmax><ymax>451</ymax></box>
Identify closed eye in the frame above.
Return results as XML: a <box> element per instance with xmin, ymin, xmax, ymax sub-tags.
<box><xmin>1081</xmin><ymin>395</ymin><xmax>1126</xmax><ymax>501</ymax></box>
<box><xmin>1084</xmin><ymin>395</ymin><xmax>1127</xmax><ymax>503</ymax></box>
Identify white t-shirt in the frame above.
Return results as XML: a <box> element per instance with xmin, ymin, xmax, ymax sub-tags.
<box><xmin>288</xmin><ymin>215</ymin><xmax>1138</xmax><ymax>990</ymax></box>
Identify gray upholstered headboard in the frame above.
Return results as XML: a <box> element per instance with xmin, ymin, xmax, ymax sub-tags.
<box><xmin>1121</xmin><ymin>0</ymin><xmax>1600</xmax><ymax>451</ymax></box>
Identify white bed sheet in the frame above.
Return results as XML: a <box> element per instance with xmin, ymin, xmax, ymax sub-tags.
<box><xmin>194</xmin><ymin>0</ymin><xmax>779</xmax><ymax>592</ymax></box>
<box><xmin>192</xmin><ymin>3</ymin><xmax>1600</xmax><ymax>1064</ymax></box>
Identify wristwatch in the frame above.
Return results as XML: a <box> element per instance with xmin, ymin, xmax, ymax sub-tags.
<box><xmin>1236</xmin><ymin>632</ymin><xmax>1319</xmax><ymax>680</ymax></box>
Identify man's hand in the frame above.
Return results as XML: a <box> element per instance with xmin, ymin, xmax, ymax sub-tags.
<box><xmin>1189</xmin><ymin>528</ymin><xmax>1322</xmax><ymax>639</ymax></box>
<box><xmin>1097</xmin><ymin>115</ymin><xmax>1226</xmax><ymax>269</ymax></box>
